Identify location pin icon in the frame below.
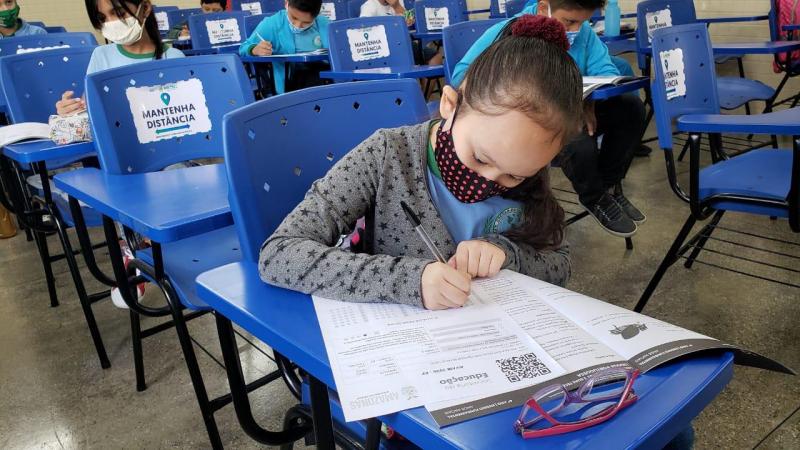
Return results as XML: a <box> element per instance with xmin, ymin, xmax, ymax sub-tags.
<box><xmin>364</xmin><ymin>32</ymin><xmax>368</xmax><ymax>40</ymax></box>
<box><xmin>161</xmin><ymin>92</ymin><xmax>171</xmax><ymax>105</ymax></box>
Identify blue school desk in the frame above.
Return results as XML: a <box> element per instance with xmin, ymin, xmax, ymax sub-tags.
<box><xmin>321</xmin><ymin>65</ymin><xmax>445</xmax><ymax>81</ymax></box>
<box><xmin>639</xmin><ymin>40</ymin><xmax>800</xmax><ymax>56</ymax></box>
<box><xmin>195</xmin><ymin>260</ymin><xmax>735</xmax><ymax>449</ymax></box>
<box><xmin>589</xmin><ymin>78</ymin><xmax>650</xmax><ymax>101</ymax></box>
<box><xmin>52</xmin><ymin>164</ymin><xmax>232</xmax><ymax>243</ymax></box>
<box><xmin>2</xmin><ymin>140</ymin><xmax>95</xmax><ymax>165</ymax></box>
<box><xmin>241</xmin><ymin>52</ymin><xmax>331</xmax><ymax>96</ymax></box>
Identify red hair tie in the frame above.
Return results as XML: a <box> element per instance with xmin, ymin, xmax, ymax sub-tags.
<box><xmin>511</xmin><ymin>14</ymin><xmax>570</xmax><ymax>51</ymax></box>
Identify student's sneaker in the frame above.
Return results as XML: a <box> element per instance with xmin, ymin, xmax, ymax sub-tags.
<box><xmin>611</xmin><ymin>191</ymin><xmax>646</xmax><ymax>223</ymax></box>
<box><xmin>110</xmin><ymin>240</ymin><xmax>145</xmax><ymax>309</ymax></box>
<box><xmin>581</xmin><ymin>193</ymin><xmax>637</xmax><ymax>237</ymax></box>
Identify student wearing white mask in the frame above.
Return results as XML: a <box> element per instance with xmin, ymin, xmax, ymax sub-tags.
<box><xmin>56</xmin><ymin>0</ymin><xmax>184</xmax><ymax>116</ymax></box>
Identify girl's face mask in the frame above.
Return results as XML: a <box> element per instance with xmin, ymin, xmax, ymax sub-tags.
<box><xmin>101</xmin><ymin>3</ymin><xmax>145</xmax><ymax>45</ymax></box>
<box><xmin>435</xmin><ymin>100</ymin><xmax>510</xmax><ymax>204</ymax></box>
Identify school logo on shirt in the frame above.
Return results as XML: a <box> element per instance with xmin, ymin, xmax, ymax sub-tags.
<box><xmin>314</xmin><ymin>35</ymin><xmax>322</xmax><ymax>47</ymax></box>
<box><xmin>484</xmin><ymin>207</ymin><xmax>522</xmax><ymax>234</ymax></box>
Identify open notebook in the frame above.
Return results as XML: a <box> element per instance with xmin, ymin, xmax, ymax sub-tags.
<box><xmin>583</xmin><ymin>75</ymin><xmax>647</xmax><ymax>98</ymax></box>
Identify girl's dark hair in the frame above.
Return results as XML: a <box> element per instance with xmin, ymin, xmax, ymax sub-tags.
<box><xmin>85</xmin><ymin>0</ymin><xmax>165</xmax><ymax>60</ymax></box>
<box><xmin>460</xmin><ymin>14</ymin><xmax>583</xmax><ymax>250</ymax></box>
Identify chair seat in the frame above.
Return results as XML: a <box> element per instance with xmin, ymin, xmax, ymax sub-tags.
<box><xmin>699</xmin><ymin>149</ymin><xmax>792</xmax><ymax>217</ymax></box>
<box><xmin>717</xmin><ymin>76</ymin><xmax>775</xmax><ymax>109</ymax></box>
<box><xmin>137</xmin><ymin>226</ymin><xmax>241</xmax><ymax>310</ymax></box>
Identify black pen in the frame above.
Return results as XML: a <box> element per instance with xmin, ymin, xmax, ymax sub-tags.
<box><xmin>400</xmin><ymin>201</ymin><xmax>447</xmax><ymax>263</ymax></box>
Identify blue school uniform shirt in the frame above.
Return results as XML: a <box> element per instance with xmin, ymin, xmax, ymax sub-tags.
<box><xmin>451</xmin><ymin>1</ymin><xmax>619</xmax><ymax>87</ymax></box>
<box><xmin>238</xmin><ymin>10</ymin><xmax>329</xmax><ymax>94</ymax></box>
<box><xmin>86</xmin><ymin>44</ymin><xmax>185</xmax><ymax>75</ymax></box>
<box><xmin>425</xmin><ymin>121</ymin><xmax>523</xmax><ymax>244</ymax></box>
<box><xmin>0</xmin><ymin>19</ymin><xmax>46</xmax><ymax>38</ymax></box>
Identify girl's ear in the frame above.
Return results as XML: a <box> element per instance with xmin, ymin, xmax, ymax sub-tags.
<box><xmin>438</xmin><ymin>85</ymin><xmax>459</xmax><ymax>121</ymax></box>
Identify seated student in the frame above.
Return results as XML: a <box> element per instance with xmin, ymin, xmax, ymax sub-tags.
<box><xmin>261</xmin><ymin>15</ymin><xmax>577</xmax><ymax>309</ymax></box>
<box><xmin>54</xmin><ymin>0</ymin><xmax>184</xmax><ymax>308</ymax></box>
<box><xmin>239</xmin><ymin>0</ymin><xmax>330</xmax><ymax>94</ymax></box>
<box><xmin>166</xmin><ymin>0</ymin><xmax>226</xmax><ymax>41</ymax></box>
<box><xmin>453</xmin><ymin>0</ymin><xmax>647</xmax><ymax>238</ymax></box>
<box><xmin>0</xmin><ymin>0</ymin><xmax>46</xmax><ymax>38</ymax></box>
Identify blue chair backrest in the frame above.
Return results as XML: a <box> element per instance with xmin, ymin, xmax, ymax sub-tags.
<box><xmin>166</xmin><ymin>8</ymin><xmax>203</xmax><ymax>30</ymax></box>
<box><xmin>404</xmin><ymin>0</ymin><xmax>415</xmax><ymax>10</ymax></box>
<box><xmin>504</xmin><ymin>0</ymin><xmax>526</xmax><ymax>17</ymax></box>
<box><xmin>153</xmin><ymin>5</ymin><xmax>179</xmax><ymax>34</ymax></box>
<box><xmin>636</xmin><ymin>0</ymin><xmax>696</xmax><ymax>51</ymax></box>
<box><xmin>0</xmin><ymin>46</ymin><xmax>94</xmax><ymax>124</ymax></box>
<box><xmin>244</xmin><ymin>13</ymin><xmax>274</xmax><ymax>36</ymax></box>
<box><xmin>348</xmin><ymin>0</ymin><xmax>363</xmax><ymax>19</ymax></box>
<box><xmin>44</xmin><ymin>26</ymin><xmax>68</xmax><ymax>33</ymax></box>
<box><xmin>85</xmin><ymin>54</ymin><xmax>254</xmax><ymax>174</ymax></box>
<box><xmin>328</xmin><ymin>16</ymin><xmax>415</xmax><ymax>71</ymax></box>
<box><xmin>0</xmin><ymin>32</ymin><xmax>97</xmax><ymax>57</ymax></box>
<box><xmin>650</xmin><ymin>23</ymin><xmax>720</xmax><ymax>150</ymax></box>
<box><xmin>231</xmin><ymin>0</ymin><xmax>283</xmax><ymax>14</ymax></box>
<box><xmin>320</xmin><ymin>0</ymin><xmax>349</xmax><ymax>21</ymax></box>
<box><xmin>414</xmin><ymin>0</ymin><xmax>464</xmax><ymax>33</ymax></box>
<box><xmin>489</xmin><ymin>0</ymin><xmax>516</xmax><ymax>19</ymax></box>
<box><xmin>223</xmin><ymin>79</ymin><xmax>429</xmax><ymax>262</ymax></box>
<box><xmin>189</xmin><ymin>11</ymin><xmax>250</xmax><ymax>49</ymax></box>
<box><xmin>442</xmin><ymin>19</ymin><xmax>502</xmax><ymax>84</ymax></box>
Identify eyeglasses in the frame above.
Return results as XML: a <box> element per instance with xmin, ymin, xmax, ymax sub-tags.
<box><xmin>513</xmin><ymin>368</ymin><xmax>640</xmax><ymax>439</ymax></box>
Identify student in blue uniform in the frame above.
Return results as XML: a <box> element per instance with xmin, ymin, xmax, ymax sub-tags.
<box><xmin>239</xmin><ymin>0</ymin><xmax>330</xmax><ymax>94</ymax></box>
<box><xmin>453</xmin><ymin>0</ymin><xmax>647</xmax><ymax>238</ymax></box>
<box><xmin>56</xmin><ymin>0</ymin><xmax>184</xmax><ymax>116</ymax></box>
<box><xmin>0</xmin><ymin>0</ymin><xmax>46</xmax><ymax>38</ymax></box>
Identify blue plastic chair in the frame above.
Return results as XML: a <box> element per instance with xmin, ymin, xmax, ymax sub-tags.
<box><xmin>503</xmin><ymin>0</ymin><xmax>526</xmax><ymax>17</ymax></box>
<box><xmin>0</xmin><ymin>46</ymin><xmax>114</xmax><ymax>371</ymax></box>
<box><xmin>348</xmin><ymin>0</ymin><xmax>363</xmax><ymax>19</ymax></box>
<box><xmin>220</xmin><ymin>79</ymin><xmax>429</xmax><ymax>447</ymax></box>
<box><xmin>188</xmin><ymin>11</ymin><xmax>250</xmax><ymax>51</ymax></box>
<box><xmin>244</xmin><ymin>12</ymin><xmax>274</xmax><ymax>35</ymax></box>
<box><xmin>489</xmin><ymin>0</ymin><xmax>517</xmax><ymax>19</ymax></box>
<box><xmin>414</xmin><ymin>0</ymin><xmax>464</xmax><ymax>34</ymax></box>
<box><xmin>320</xmin><ymin>0</ymin><xmax>350</xmax><ymax>21</ymax></box>
<box><xmin>442</xmin><ymin>19</ymin><xmax>501</xmax><ymax>85</ymax></box>
<box><xmin>230</xmin><ymin>0</ymin><xmax>284</xmax><ymax>14</ymax></box>
<box><xmin>82</xmin><ymin>54</ymin><xmax>254</xmax><ymax>446</ymax></box>
<box><xmin>153</xmin><ymin>5</ymin><xmax>179</xmax><ymax>35</ymax></box>
<box><xmin>0</xmin><ymin>32</ymin><xmax>98</xmax><ymax>57</ymax></box>
<box><xmin>44</xmin><ymin>26</ymin><xmax>68</xmax><ymax>33</ymax></box>
<box><xmin>636</xmin><ymin>0</ymin><xmax>774</xmax><ymax>111</ymax></box>
<box><xmin>327</xmin><ymin>16</ymin><xmax>417</xmax><ymax>71</ymax></box>
<box><xmin>634</xmin><ymin>23</ymin><xmax>799</xmax><ymax>313</ymax></box>
<box><xmin>166</xmin><ymin>7</ymin><xmax>202</xmax><ymax>35</ymax></box>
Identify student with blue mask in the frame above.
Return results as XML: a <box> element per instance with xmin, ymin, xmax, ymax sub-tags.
<box><xmin>452</xmin><ymin>0</ymin><xmax>647</xmax><ymax>238</ymax></box>
<box><xmin>0</xmin><ymin>0</ymin><xmax>46</xmax><ymax>38</ymax></box>
<box><xmin>239</xmin><ymin>0</ymin><xmax>330</xmax><ymax>94</ymax></box>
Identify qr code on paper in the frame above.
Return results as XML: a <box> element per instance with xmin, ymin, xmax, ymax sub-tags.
<box><xmin>496</xmin><ymin>353</ymin><xmax>552</xmax><ymax>383</ymax></box>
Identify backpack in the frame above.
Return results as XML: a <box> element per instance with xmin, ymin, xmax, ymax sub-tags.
<box><xmin>774</xmin><ymin>0</ymin><xmax>800</xmax><ymax>72</ymax></box>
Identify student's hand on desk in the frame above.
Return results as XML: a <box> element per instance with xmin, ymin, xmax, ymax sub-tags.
<box><xmin>584</xmin><ymin>100</ymin><xmax>597</xmax><ymax>136</ymax></box>
<box><xmin>56</xmin><ymin>91</ymin><xmax>85</xmax><ymax>116</ymax></box>
<box><xmin>448</xmin><ymin>240</ymin><xmax>505</xmax><ymax>278</ymax></box>
<box><xmin>251</xmin><ymin>40</ymin><xmax>273</xmax><ymax>56</ymax></box>
<box><xmin>421</xmin><ymin>262</ymin><xmax>472</xmax><ymax>310</ymax></box>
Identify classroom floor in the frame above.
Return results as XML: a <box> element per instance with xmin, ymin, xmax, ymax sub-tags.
<box><xmin>1</xmin><ymin>135</ymin><xmax>799</xmax><ymax>449</ymax></box>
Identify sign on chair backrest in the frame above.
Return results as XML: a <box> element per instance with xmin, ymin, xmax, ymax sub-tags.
<box><xmin>0</xmin><ymin>46</ymin><xmax>95</xmax><ymax>124</ymax></box>
<box><xmin>0</xmin><ymin>32</ymin><xmax>97</xmax><ymax>57</ymax></box>
<box><xmin>85</xmin><ymin>54</ymin><xmax>254</xmax><ymax>175</ymax></box>
<box><xmin>650</xmin><ymin>23</ymin><xmax>720</xmax><ymax>151</ymax></box>
<box><xmin>636</xmin><ymin>0</ymin><xmax>697</xmax><ymax>49</ymax></box>
<box><xmin>153</xmin><ymin>6</ymin><xmax>179</xmax><ymax>34</ymax></box>
<box><xmin>189</xmin><ymin>11</ymin><xmax>250</xmax><ymax>49</ymax></box>
<box><xmin>320</xmin><ymin>0</ymin><xmax>348</xmax><ymax>21</ymax></box>
<box><xmin>222</xmin><ymin>80</ymin><xmax>429</xmax><ymax>262</ymax></box>
<box><xmin>328</xmin><ymin>16</ymin><xmax>415</xmax><ymax>71</ymax></box>
<box><xmin>415</xmin><ymin>0</ymin><xmax>464</xmax><ymax>33</ymax></box>
<box><xmin>442</xmin><ymin>19</ymin><xmax>502</xmax><ymax>84</ymax></box>
<box><xmin>166</xmin><ymin>8</ymin><xmax>202</xmax><ymax>32</ymax></box>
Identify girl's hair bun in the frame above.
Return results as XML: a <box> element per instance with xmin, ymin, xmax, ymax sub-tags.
<box><xmin>511</xmin><ymin>14</ymin><xmax>570</xmax><ymax>51</ymax></box>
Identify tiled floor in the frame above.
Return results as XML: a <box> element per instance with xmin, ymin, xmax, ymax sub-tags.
<box><xmin>1</xmin><ymin>135</ymin><xmax>798</xmax><ymax>449</ymax></box>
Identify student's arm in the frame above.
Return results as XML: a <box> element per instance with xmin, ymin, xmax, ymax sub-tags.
<box><xmin>480</xmin><ymin>235</ymin><xmax>571</xmax><ymax>287</ymax></box>
<box><xmin>359</xmin><ymin>1</ymin><xmax>376</xmax><ymax>17</ymax></box>
<box><xmin>239</xmin><ymin>16</ymin><xmax>276</xmax><ymax>57</ymax></box>
<box><xmin>582</xmin><ymin>25</ymin><xmax>621</xmax><ymax>77</ymax></box>
<box><xmin>451</xmin><ymin>20</ymin><xmax>507</xmax><ymax>87</ymax></box>
<box><xmin>259</xmin><ymin>130</ymin><xmax>432</xmax><ymax>306</ymax></box>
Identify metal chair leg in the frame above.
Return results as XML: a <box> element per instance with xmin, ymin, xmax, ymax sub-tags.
<box><xmin>634</xmin><ymin>215</ymin><xmax>697</xmax><ymax>312</ymax></box>
<box><xmin>309</xmin><ymin>374</ymin><xmax>335</xmax><ymax>450</ymax></box>
<box><xmin>33</xmin><ymin>227</ymin><xmax>59</xmax><ymax>307</ymax></box>
<box><xmin>677</xmin><ymin>140</ymin><xmax>690</xmax><ymax>162</ymax></box>
<box><xmin>684</xmin><ymin>210</ymin><xmax>725</xmax><ymax>269</ymax></box>
<box><xmin>130</xmin><ymin>310</ymin><xmax>147</xmax><ymax>391</ymax></box>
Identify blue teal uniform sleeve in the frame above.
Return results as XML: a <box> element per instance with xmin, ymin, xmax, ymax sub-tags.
<box><xmin>580</xmin><ymin>23</ymin><xmax>620</xmax><ymax>76</ymax></box>
<box><xmin>451</xmin><ymin>19</ymin><xmax>508</xmax><ymax>87</ymax></box>
<box><xmin>238</xmin><ymin>13</ymin><xmax>280</xmax><ymax>57</ymax></box>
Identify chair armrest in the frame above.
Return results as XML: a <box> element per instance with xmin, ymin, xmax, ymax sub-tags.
<box><xmin>677</xmin><ymin>108</ymin><xmax>800</xmax><ymax>136</ymax></box>
<box><xmin>698</xmin><ymin>15</ymin><xmax>770</xmax><ymax>24</ymax></box>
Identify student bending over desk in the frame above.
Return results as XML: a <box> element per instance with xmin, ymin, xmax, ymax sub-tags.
<box><xmin>261</xmin><ymin>16</ymin><xmax>575</xmax><ymax>310</ymax></box>
<box><xmin>0</xmin><ymin>0</ymin><xmax>45</xmax><ymax>39</ymax></box>
<box><xmin>239</xmin><ymin>0</ymin><xmax>330</xmax><ymax>94</ymax></box>
<box><xmin>454</xmin><ymin>0</ymin><xmax>647</xmax><ymax>238</ymax></box>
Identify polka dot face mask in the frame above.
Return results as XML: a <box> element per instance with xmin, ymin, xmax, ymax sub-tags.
<box><xmin>434</xmin><ymin>102</ymin><xmax>509</xmax><ymax>203</ymax></box>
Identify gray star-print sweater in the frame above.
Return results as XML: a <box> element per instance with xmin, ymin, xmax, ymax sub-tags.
<box><xmin>259</xmin><ymin>123</ymin><xmax>571</xmax><ymax>307</ymax></box>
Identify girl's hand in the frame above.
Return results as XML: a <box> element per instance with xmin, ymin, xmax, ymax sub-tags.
<box><xmin>448</xmin><ymin>240</ymin><xmax>505</xmax><ymax>278</ymax></box>
<box><xmin>251</xmin><ymin>40</ymin><xmax>273</xmax><ymax>56</ymax></box>
<box><xmin>421</xmin><ymin>262</ymin><xmax>472</xmax><ymax>310</ymax></box>
<box><xmin>56</xmin><ymin>91</ymin><xmax>85</xmax><ymax>116</ymax></box>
